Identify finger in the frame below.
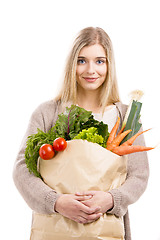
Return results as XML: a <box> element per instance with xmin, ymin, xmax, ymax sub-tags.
<box><xmin>76</xmin><ymin>215</ymin><xmax>89</xmax><ymax>224</ymax></box>
<box><xmin>82</xmin><ymin>203</ymin><xmax>102</xmax><ymax>214</ymax></box>
<box><xmin>80</xmin><ymin>204</ymin><xmax>101</xmax><ymax>214</ymax></box>
<box><xmin>72</xmin><ymin>216</ymin><xmax>86</xmax><ymax>224</ymax></box>
<box><xmin>80</xmin><ymin>199</ymin><xmax>96</xmax><ymax>208</ymax></box>
<box><xmin>74</xmin><ymin>195</ymin><xmax>92</xmax><ymax>201</ymax></box>
<box><xmin>75</xmin><ymin>191</ymin><xmax>96</xmax><ymax>196</ymax></box>
<box><xmin>72</xmin><ymin>214</ymin><xmax>92</xmax><ymax>224</ymax></box>
<box><xmin>79</xmin><ymin>212</ymin><xmax>103</xmax><ymax>224</ymax></box>
<box><xmin>75</xmin><ymin>192</ymin><xmax>86</xmax><ymax>196</ymax></box>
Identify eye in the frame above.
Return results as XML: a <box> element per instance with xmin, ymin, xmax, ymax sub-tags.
<box><xmin>96</xmin><ymin>59</ymin><xmax>105</xmax><ymax>64</ymax></box>
<box><xmin>77</xmin><ymin>59</ymin><xmax>86</xmax><ymax>64</ymax></box>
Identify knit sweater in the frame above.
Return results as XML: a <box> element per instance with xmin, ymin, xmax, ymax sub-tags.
<box><xmin>13</xmin><ymin>100</ymin><xmax>149</xmax><ymax>240</ymax></box>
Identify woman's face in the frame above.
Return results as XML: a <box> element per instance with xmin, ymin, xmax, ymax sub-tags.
<box><xmin>76</xmin><ymin>44</ymin><xmax>107</xmax><ymax>94</ymax></box>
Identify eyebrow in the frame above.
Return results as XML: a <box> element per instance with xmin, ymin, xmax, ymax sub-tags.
<box><xmin>78</xmin><ymin>56</ymin><xmax>107</xmax><ymax>59</ymax></box>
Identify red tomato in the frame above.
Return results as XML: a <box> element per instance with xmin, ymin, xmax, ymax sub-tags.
<box><xmin>53</xmin><ymin>137</ymin><xmax>67</xmax><ymax>151</ymax></box>
<box><xmin>39</xmin><ymin>144</ymin><xmax>55</xmax><ymax>160</ymax></box>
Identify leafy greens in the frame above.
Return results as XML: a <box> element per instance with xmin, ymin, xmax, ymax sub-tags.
<box><xmin>73</xmin><ymin>127</ymin><xmax>106</xmax><ymax>147</ymax></box>
<box><xmin>25</xmin><ymin>105</ymin><xmax>109</xmax><ymax>178</ymax></box>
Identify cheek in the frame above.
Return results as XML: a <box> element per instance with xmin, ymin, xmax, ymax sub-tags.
<box><xmin>76</xmin><ymin>66</ymin><xmax>85</xmax><ymax>78</ymax></box>
<box><xmin>98</xmin><ymin>66</ymin><xmax>107</xmax><ymax>77</ymax></box>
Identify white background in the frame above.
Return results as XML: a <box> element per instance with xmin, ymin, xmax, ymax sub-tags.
<box><xmin>1</xmin><ymin>0</ymin><xmax>160</xmax><ymax>239</ymax></box>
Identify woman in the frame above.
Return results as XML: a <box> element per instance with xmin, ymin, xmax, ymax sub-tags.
<box><xmin>13</xmin><ymin>27</ymin><xmax>149</xmax><ymax>240</ymax></box>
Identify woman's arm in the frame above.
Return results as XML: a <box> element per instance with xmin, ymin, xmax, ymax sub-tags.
<box><xmin>75</xmin><ymin>130</ymin><xmax>149</xmax><ymax>217</ymax></box>
<box><xmin>12</xmin><ymin>101</ymin><xmax>61</xmax><ymax>214</ymax></box>
<box><xmin>76</xmin><ymin>103</ymin><xmax>149</xmax><ymax>217</ymax></box>
<box><xmin>108</xmin><ymin>132</ymin><xmax>149</xmax><ymax>217</ymax></box>
<box><xmin>13</xmin><ymin>100</ymin><xmax>103</xmax><ymax>223</ymax></box>
<box><xmin>107</xmin><ymin>102</ymin><xmax>150</xmax><ymax>217</ymax></box>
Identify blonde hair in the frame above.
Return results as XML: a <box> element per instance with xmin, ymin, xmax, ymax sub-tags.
<box><xmin>56</xmin><ymin>27</ymin><xmax>120</xmax><ymax>112</ymax></box>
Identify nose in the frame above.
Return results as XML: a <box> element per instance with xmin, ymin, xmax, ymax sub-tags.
<box><xmin>86</xmin><ymin>61</ymin><xmax>95</xmax><ymax>75</ymax></box>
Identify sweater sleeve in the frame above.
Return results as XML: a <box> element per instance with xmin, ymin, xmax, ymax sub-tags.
<box><xmin>12</xmin><ymin>101</ymin><xmax>61</xmax><ymax>214</ymax></box>
<box><xmin>108</xmin><ymin>131</ymin><xmax>149</xmax><ymax>217</ymax></box>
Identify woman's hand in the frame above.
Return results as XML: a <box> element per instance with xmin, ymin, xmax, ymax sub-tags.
<box><xmin>54</xmin><ymin>194</ymin><xmax>102</xmax><ymax>224</ymax></box>
<box><xmin>75</xmin><ymin>191</ymin><xmax>114</xmax><ymax>214</ymax></box>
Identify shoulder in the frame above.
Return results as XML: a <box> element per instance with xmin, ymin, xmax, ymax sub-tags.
<box><xmin>37</xmin><ymin>99</ymin><xmax>60</xmax><ymax>113</ymax></box>
<box><xmin>30</xmin><ymin>99</ymin><xmax>61</xmax><ymax>131</ymax></box>
<box><xmin>114</xmin><ymin>101</ymin><xmax>128</xmax><ymax>119</ymax></box>
<box><xmin>31</xmin><ymin>99</ymin><xmax>59</xmax><ymax>116</ymax></box>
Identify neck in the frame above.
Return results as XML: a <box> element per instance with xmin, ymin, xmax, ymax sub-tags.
<box><xmin>77</xmin><ymin>90</ymin><xmax>102</xmax><ymax>113</ymax></box>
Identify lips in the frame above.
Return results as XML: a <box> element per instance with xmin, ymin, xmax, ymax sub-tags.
<box><xmin>83</xmin><ymin>77</ymin><xmax>98</xmax><ymax>82</ymax></box>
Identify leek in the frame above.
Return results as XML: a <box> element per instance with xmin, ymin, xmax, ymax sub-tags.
<box><xmin>122</xmin><ymin>90</ymin><xmax>144</xmax><ymax>129</ymax></box>
<box><xmin>121</xmin><ymin>90</ymin><xmax>144</xmax><ymax>144</ymax></box>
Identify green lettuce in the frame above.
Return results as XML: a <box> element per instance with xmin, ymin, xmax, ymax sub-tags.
<box><xmin>73</xmin><ymin>127</ymin><xmax>106</xmax><ymax>147</ymax></box>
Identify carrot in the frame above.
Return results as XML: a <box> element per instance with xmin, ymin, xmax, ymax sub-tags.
<box><xmin>106</xmin><ymin>115</ymin><xmax>154</xmax><ymax>156</ymax></box>
<box><xmin>121</xmin><ymin>128</ymin><xmax>151</xmax><ymax>146</ymax></box>
<box><xmin>106</xmin><ymin>117</ymin><xmax>120</xmax><ymax>146</ymax></box>
<box><xmin>112</xmin><ymin>145</ymin><xmax>154</xmax><ymax>156</ymax></box>
<box><xmin>106</xmin><ymin>129</ymin><xmax>132</xmax><ymax>151</ymax></box>
<box><xmin>117</xmin><ymin>124</ymin><xmax>126</xmax><ymax>136</ymax></box>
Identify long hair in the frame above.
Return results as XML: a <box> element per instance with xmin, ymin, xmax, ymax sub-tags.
<box><xmin>56</xmin><ymin>27</ymin><xmax>120</xmax><ymax>112</ymax></box>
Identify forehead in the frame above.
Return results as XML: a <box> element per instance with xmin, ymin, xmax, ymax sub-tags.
<box><xmin>78</xmin><ymin>44</ymin><xmax>106</xmax><ymax>58</ymax></box>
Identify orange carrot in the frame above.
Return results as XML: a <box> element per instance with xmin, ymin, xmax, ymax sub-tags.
<box><xmin>106</xmin><ymin>117</ymin><xmax>120</xmax><ymax>146</ymax></box>
<box><xmin>121</xmin><ymin>128</ymin><xmax>151</xmax><ymax>146</ymax></box>
<box><xmin>106</xmin><ymin>115</ymin><xmax>154</xmax><ymax>156</ymax></box>
<box><xmin>107</xmin><ymin>129</ymin><xmax>132</xmax><ymax>151</ymax></box>
<box><xmin>112</xmin><ymin>145</ymin><xmax>154</xmax><ymax>156</ymax></box>
<box><xmin>117</xmin><ymin>124</ymin><xmax>126</xmax><ymax>136</ymax></box>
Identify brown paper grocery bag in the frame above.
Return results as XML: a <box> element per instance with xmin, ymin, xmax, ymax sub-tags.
<box><xmin>30</xmin><ymin>139</ymin><xmax>127</xmax><ymax>240</ymax></box>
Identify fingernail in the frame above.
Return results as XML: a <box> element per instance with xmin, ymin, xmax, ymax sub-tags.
<box><xmin>75</xmin><ymin>192</ymin><xmax>81</xmax><ymax>195</ymax></box>
<box><xmin>86</xmin><ymin>195</ymin><xmax>92</xmax><ymax>199</ymax></box>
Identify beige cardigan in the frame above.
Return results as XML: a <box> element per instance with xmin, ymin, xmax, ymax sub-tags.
<box><xmin>13</xmin><ymin>100</ymin><xmax>149</xmax><ymax>240</ymax></box>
